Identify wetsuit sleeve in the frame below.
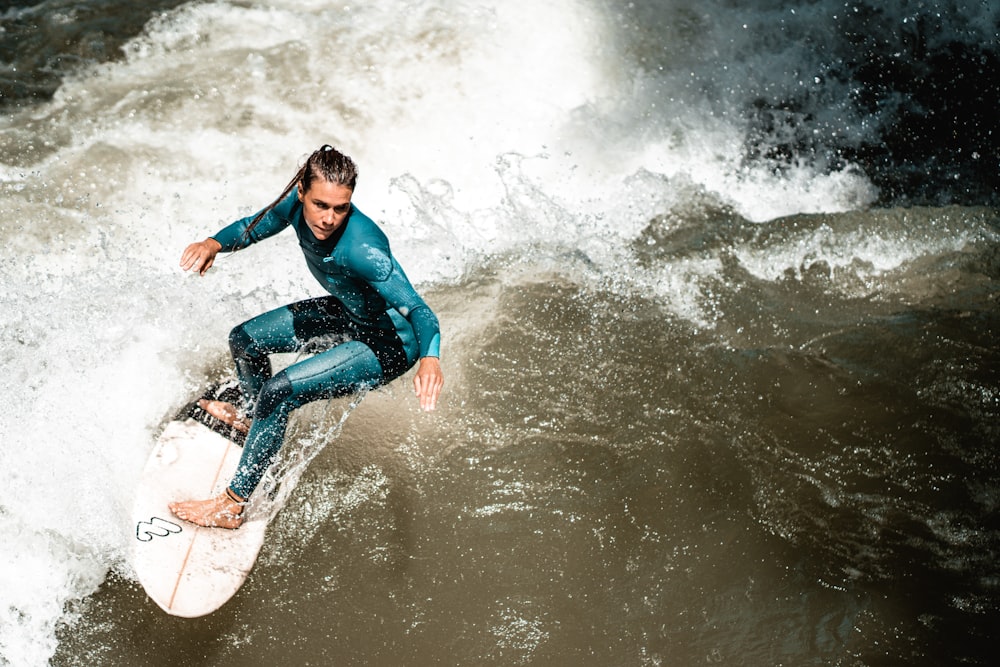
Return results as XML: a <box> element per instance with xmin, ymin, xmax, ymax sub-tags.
<box><xmin>211</xmin><ymin>191</ymin><xmax>298</xmax><ymax>251</ymax></box>
<box><xmin>364</xmin><ymin>252</ymin><xmax>441</xmax><ymax>359</ymax></box>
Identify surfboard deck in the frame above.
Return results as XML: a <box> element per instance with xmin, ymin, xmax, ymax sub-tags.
<box><xmin>132</xmin><ymin>387</ymin><xmax>266</xmax><ymax>618</ymax></box>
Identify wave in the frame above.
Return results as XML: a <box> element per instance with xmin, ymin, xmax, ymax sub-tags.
<box><xmin>1</xmin><ymin>1</ymin><xmax>998</xmax><ymax>666</ymax></box>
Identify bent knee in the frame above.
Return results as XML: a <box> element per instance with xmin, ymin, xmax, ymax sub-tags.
<box><xmin>254</xmin><ymin>371</ymin><xmax>294</xmax><ymax>421</ymax></box>
<box><xmin>229</xmin><ymin>324</ymin><xmax>257</xmax><ymax>358</ymax></box>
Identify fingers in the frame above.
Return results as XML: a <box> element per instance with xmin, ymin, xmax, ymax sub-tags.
<box><xmin>180</xmin><ymin>243</ymin><xmax>205</xmax><ymax>273</ymax></box>
<box><xmin>416</xmin><ymin>378</ymin><xmax>442</xmax><ymax>411</ymax></box>
<box><xmin>196</xmin><ymin>253</ymin><xmax>215</xmax><ymax>276</ymax></box>
<box><xmin>413</xmin><ymin>358</ymin><xmax>444</xmax><ymax>411</ymax></box>
<box><xmin>180</xmin><ymin>240</ymin><xmax>219</xmax><ymax>276</ymax></box>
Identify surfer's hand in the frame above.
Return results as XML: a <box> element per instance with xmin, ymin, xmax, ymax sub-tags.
<box><xmin>413</xmin><ymin>357</ymin><xmax>443</xmax><ymax>411</ymax></box>
<box><xmin>180</xmin><ymin>238</ymin><xmax>223</xmax><ymax>276</ymax></box>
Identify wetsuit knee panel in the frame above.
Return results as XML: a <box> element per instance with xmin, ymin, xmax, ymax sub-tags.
<box><xmin>229</xmin><ymin>324</ymin><xmax>257</xmax><ymax>359</ymax></box>
<box><xmin>254</xmin><ymin>371</ymin><xmax>294</xmax><ymax>421</ymax></box>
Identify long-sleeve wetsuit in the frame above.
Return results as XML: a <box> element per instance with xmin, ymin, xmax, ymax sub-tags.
<box><xmin>210</xmin><ymin>191</ymin><xmax>440</xmax><ymax>498</ymax></box>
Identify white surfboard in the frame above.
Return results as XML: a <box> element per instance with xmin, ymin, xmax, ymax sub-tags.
<box><xmin>132</xmin><ymin>416</ymin><xmax>267</xmax><ymax>618</ymax></box>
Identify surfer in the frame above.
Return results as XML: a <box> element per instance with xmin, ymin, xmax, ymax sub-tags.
<box><xmin>168</xmin><ymin>145</ymin><xmax>443</xmax><ymax>529</ymax></box>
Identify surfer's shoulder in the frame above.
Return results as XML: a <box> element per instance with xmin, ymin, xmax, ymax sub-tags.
<box><xmin>342</xmin><ymin>208</ymin><xmax>393</xmax><ymax>282</ymax></box>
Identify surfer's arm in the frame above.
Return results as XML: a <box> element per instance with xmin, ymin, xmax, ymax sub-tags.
<box><xmin>211</xmin><ymin>191</ymin><xmax>300</xmax><ymax>252</ymax></box>
<box><xmin>377</xmin><ymin>264</ymin><xmax>443</xmax><ymax>410</ymax></box>
<box><xmin>366</xmin><ymin>256</ymin><xmax>441</xmax><ymax>359</ymax></box>
<box><xmin>352</xmin><ymin>245</ymin><xmax>443</xmax><ymax>409</ymax></box>
<box><xmin>182</xmin><ymin>195</ymin><xmax>297</xmax><ymax>275</ymax></box>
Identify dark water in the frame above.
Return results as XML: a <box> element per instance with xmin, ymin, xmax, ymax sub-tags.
<box><xmin>606</xmin><ymin>0</ymin><xmax>1000</xmax><ymax>208</ymax></box>
<box><xmin>0</xmin><ymin>0</ymin><xmax>189</xmax><ymax>107</ymax></box>
<box><xmin>1</xmin><ymin>1</ymin><xmax>998</xmax><ymax>666</ymax></box>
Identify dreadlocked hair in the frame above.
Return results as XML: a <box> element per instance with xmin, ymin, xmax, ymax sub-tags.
<box><xmin>243</xmin><ymin>145</ymin><xmax>359</xmax><ymax>239</ymax></box>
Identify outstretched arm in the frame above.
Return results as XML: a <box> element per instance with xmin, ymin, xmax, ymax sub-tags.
<box><xmin>182</xmin><ymin>192</ymin><xmax>299</xmax><ymax>275</ymax></box>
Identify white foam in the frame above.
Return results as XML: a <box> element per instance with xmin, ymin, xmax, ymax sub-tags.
<box><xmin>735</xmin><ymin>209</ymin><xmax>994</xmax><ymax>291</ymax></box>
<box><xmin>0</xmin><ymin>513</ymin><xmax>105</xmax><ymax>666</ymax></box>
<box><xmin>0</xmin><ymin>1</ymin><xmax>909</xmax><ymax>664</ymax></box>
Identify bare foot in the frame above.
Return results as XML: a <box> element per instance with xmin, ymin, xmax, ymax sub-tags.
<box><xmin>199</xmin><ymin>399</ymin><xmax>251</xmax><ymax>434</ymax></box>
<box><xmin>169</xmin><ymin>491</ymin><xmax>245</xmax><ymax>529</ymax></box>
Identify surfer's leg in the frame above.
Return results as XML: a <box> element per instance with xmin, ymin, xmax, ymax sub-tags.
<box><xmin>228</xmin><ymin>341</ymin><xmax>386</xmax><ymax>499</ymax></box>
<box><xmin>228</xmin><ymin>296</ymin><xmax>364</xmax><ymax>410</ymax></box>
<box><xmin>204</xmin><ymin>300</ymin><xmax>333</xmax><ymax>430</ymax></box>
<box><xmin>228</xmin><ymin>305</ymin><xmax>301</xmax><ymax>407</ymax></box>
<box><xmin>189</xmin><ymin>307</ymin><xmax>304</xmax><ymax>434</ymax></box>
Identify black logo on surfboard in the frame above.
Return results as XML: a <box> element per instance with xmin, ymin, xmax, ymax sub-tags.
<box><xmin>136</xmin><ymin>517</ymin><xmax>183</xmax><ymax>542</ymax></box>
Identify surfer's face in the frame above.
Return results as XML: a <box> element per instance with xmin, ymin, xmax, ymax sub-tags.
<box><xmin>298</xmin><ymin>180</ymin><xmax>353</xmax><ymax>240</ymax></box>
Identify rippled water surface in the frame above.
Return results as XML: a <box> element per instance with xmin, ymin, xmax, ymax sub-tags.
<box><xmin>1</xmin><ymin>1</ymin><xmax>997</xmax><ymax>666</ymax></box>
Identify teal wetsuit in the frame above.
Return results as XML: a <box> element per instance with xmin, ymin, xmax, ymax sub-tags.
<box><xmin>210</xmin><ymin>191</ymin><xmax>440</xmax><ymax>499</ymax></box>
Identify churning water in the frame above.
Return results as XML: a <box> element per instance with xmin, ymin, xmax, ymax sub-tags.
<box><xmin>1</xmin><ymin>1</ymin><xmax>998</xmax><ymax>665</ymax></box>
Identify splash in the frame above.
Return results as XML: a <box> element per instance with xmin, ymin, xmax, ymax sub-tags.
<box><xmin>3</xmin><ymin>1</ymin><xmax>989</xmax><ymax>665</ymax></box>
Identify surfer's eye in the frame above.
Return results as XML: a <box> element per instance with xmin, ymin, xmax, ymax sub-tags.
<box><xmin>316</xmin><ymin>200</ymin><xmax>350</xmax><ymax>214</ymax></box>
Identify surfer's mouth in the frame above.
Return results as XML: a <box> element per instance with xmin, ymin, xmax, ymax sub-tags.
<box><xmin>309</xmin><ymin>220</ymin><xmax>342</xmax><ymax>239</ymax></box>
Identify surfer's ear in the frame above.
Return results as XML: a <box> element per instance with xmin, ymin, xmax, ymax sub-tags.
<box><xmin>296</xmin><ymin>182</ymin><xmax>304</xmax><ymax>201</ymax></box>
